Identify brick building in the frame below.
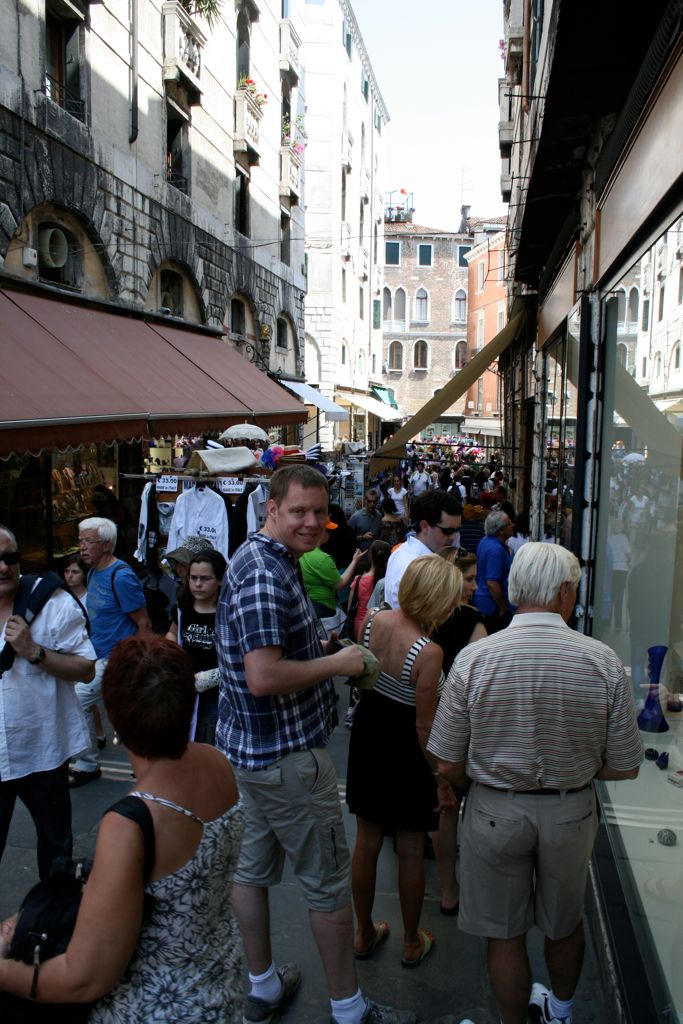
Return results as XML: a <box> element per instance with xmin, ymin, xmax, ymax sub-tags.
<box><xmin>463</xmin><ymin>224</ymin><xmax>507</xmax><ymax>442</ymax></box>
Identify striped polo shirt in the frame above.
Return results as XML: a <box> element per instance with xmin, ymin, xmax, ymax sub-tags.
<box><xmin>428</xmin><ymin>612</ymin><xmax>643</xmax><ymax>790</ymax></box>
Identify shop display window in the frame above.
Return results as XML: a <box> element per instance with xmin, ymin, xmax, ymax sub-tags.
<box><xmin>592</xmin><ymin>219</ymin><xmax>683</xmax><ymax>1018</ymax></box>
<box><xmin>540</xmin><ymin>312</ymin><xmax>580</xmax><ymax>547</ymax></box>
<box><xmin>0</xmin><ymin>454</ymin><xmax>48</xmax><ymax>572</ymax></box>
<box><xmin>51</xmin><ymin>444</ymin><xmax>118</xmax><ymax>560</ymax></box>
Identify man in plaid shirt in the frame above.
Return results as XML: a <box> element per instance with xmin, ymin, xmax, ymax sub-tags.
<box><xmin>216</xmin><ymin>465</ymin><xmax>415</xmax><ymax>1024</ymax></box>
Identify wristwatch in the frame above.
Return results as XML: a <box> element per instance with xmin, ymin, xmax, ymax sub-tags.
<box><xmin>28</xmin><ymin>646</ymin><xmax>46</xmax><ymax>665</ymax></box>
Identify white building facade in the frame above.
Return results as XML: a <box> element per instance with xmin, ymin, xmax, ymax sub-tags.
<box><xmin>302</xmin><ymin>0</ymin><xmax>390</xmax><ymax>449</ymax></box>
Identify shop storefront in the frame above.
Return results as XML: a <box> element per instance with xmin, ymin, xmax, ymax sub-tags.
<box><xmin>0</xmin><ymin>285</ymin><xmax>307</xmax><ymax>570</ymax></box>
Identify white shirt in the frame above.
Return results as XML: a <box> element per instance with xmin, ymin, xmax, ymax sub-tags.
<box><xmin>167</xmin><ymin>486</ymin><xmax>229</xmax><ymax>558</ymax></box>
<box><xmin>0</xmin><ymin>587</ymin><xmax>95</xmax><ymax>780</ymax></box>
<box><xmin>411</xmin><ymin>471</ymin><xmax>430</xmax><ymax>497</ymax></box>
<box><xmin>384</xmin><ymin>534</ymin><xmax>434</xmax><ymax>609</ymax></box>
<box><xmin>608</xmin><ymin>533</ymin><xmax>631</xmax><ymax>571</ymax></box>
<box><xmin>388</xmin><ymin>486</ymin><xmax>408</xmax><ymax>518</ymax></box>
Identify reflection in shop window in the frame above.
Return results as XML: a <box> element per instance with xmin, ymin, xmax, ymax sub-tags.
<box><xmin>592</xmin><ymin>218</ymin><xmax>683</xmax><ymax>1022</ymax></box>
<box><xmin>540</xmin><ymin>321</ymin><xmax>579</xmax><ymax>548</ymax></box>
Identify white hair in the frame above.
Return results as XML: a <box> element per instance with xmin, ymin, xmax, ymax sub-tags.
<box><xmin>79</xmin><ymin>516</ymin><xmax>118</xmax><ymax>547</ymax></box>
<box><xmin>508</xmin><ymin>542</ymin><xmax>581</xmax><ymax>608</ymax></box>
<box><xmin>484</xmin><ymin>510</ymin><xmax>509</xmax><ymax>536</ymax></box>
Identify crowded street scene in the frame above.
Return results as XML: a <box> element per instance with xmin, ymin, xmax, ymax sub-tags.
<box><xmin>0</xmin><ymin>0</ymin><xmax>682</xmax><ymax>1022</ymax></box>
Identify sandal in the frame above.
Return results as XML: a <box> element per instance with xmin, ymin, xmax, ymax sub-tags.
<box><xmin>68</xmin><ymin>768</ymin><xmax>102</xmax><ymax>788</ymax></box>
<box><xmin>401</xmin><ymin>927</ymin><xmax>435</xmax><ymax>969</ymax></box>
<box><xmin>354</xmin><ymin>921</ymin><xmax>390</xmax><ymax>960</ymax></box>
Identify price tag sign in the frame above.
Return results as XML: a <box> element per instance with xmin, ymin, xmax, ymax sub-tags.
<box><xmin>157</xmin><ymin>475</ymin><xmax>178</xmax><ymax>492</ymax></box>
<box><xmin>215</xmin><ymin>477</ymin><xmax>245</xmax><ymax>494</ymax></box>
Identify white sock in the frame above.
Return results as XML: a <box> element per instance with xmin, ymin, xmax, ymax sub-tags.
<box><xmin>548</xmin><ymin>992</ymin><xmax>573</xmax><ymax>1021</ymax></box>
<box><xmin>248</xmin><ymin>962</ymin><xmax>282</xmax><ymax>1003</ymax></box>
<box><xmin>330</xmin><ymin>988</ymin><xmax>366</xmax><ymax>1024</ymax></box>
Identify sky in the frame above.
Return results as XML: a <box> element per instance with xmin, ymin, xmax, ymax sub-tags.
<box><xmin>349</xmin><ymin>0</ymin><xmax>508</xmax><ymax>231</ymax></box>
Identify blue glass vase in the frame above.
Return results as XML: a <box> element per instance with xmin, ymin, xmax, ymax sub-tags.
<box><xmin>637</xmin><ymin>645</ymin><xmax>669</xmax><ymax>733</ymax></box>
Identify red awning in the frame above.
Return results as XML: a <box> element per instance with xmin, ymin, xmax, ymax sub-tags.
<box><xmin>0</xmin><ymin>288</ymin><xmax>306</xmax><ymax>458</ymax></box>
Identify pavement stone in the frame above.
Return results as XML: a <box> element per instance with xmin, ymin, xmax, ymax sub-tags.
<box><xmin>0</xmin><ymin>700</ymin><xmax>610</xmax><ymax>1022</ymax></box>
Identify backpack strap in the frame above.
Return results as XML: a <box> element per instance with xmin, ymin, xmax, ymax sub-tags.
<box><xmin>0</xmin><ymin>572</ymin><xmax>72</xmax><ymax>677</ymax></box>
<box><xmin>106</xmin><ymin>795</ymin><xmax>156</xmax><ymax>883</ymax></box>
<box><xmin>88</xmin><ymin>561</ymin><xmax>126</xmax><ymax>610</ymax></box>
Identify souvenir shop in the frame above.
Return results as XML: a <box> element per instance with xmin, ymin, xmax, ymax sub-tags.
<box><xmin>0</xmin><ymin>286</ymin><xmax>308</xmax><ymax>572</ymax></box>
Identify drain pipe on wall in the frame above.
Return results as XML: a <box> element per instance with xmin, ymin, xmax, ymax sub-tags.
<box><xmin>129</xmin><ymin>0</ymin><xmax>138</xmax><ymax>144</ymax></box>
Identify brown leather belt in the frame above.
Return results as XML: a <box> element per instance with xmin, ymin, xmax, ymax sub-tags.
<box><xmin>482</xmin><ymin>783</ymin><xmax>592</xmax><ymax>796</ymax></box>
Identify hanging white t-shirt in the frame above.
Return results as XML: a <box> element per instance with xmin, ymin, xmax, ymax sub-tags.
<box><xmin>246</xmin><ymin>483</ymin><xmax>270</xmax><ymax>535</ymax></box>
<box><xmin>166</xmin><ymin>486</ymin><xmax>229</xmax><ymax>558</ymax></box>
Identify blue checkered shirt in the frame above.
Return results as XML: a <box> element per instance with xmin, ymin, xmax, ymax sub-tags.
<box><xmin>215</xmin><ymin>533</ymin><xmax>338</xmax><ymax>770</ymax></box>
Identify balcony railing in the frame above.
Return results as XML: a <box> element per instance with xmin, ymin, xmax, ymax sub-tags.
<box><xmin>279</xmin><ymin>19</ymin><xmax>302</xmax><ymax>84</ymax></box>
<box><xmin>166</xmin><ymin>166</ymin><xmax>189</xmax><ymax>194</ymax></box>
<box><xmin>162</xmin><ymin>1</ymin><xmax>205</xmax><ymax>104</ymax></box>
<box><xmin>341</xmin><ymin>221</ymin><xmax>352</xmax><ymax>259</ymax></box>
<box><xmin>234</xmin><ymin>88</ymin><xmax>264</xmax><ymax>161</ymax></box>
<box><xmin>341</xmin><ymin>129</ymin><xmax>354</xmax><ymax>170</ymax></box>
<box><xmin>44</xmin><ymin>73</ymin><xmax>85</xmax><ymax>122</ymax></box>
<box><xmin>279</xmin><ymin>146</ymin><xmax>301</xmax><ymax>203</ymax></box>
<box><xmin>382</xmin><ymin>319</ymin><xmax>406</xmax><ymax>333</ymax></box>
<box><xmin>360</xmin><ymin>166</ymin><xmax>370</xmax><ymax>203</ymax></box>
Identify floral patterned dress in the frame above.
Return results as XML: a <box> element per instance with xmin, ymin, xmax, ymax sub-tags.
<box><xmin>89</xmin><ymin>794</ymin><xmax>244</xmax><ymax>1024</ymax></box>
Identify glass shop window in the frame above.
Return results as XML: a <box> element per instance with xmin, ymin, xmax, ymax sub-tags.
<box><xmin>592</xmin><ymin>218</ymin><xmax>683</xmax><ymax>1022</ymax></box>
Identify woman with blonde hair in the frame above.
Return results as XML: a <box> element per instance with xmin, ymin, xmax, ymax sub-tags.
<box><xmin>346</xmin><ymin>556</ymin><xmax>461</xmax><ymax>969</ymax></box>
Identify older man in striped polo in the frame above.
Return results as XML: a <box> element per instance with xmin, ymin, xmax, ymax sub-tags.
<box><xmin>428</xmin><ymin>543</ymin><xmax>642</xmax><ymax>1024</ymax></box>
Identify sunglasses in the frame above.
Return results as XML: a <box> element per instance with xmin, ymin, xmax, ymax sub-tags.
<box><xmin>0</xmin><ymin>550</ymin><xmax>20</xmax><ymax>565</ymax></box>
<box><xmin>436</xmin><ymin>525</ymin><xmax>459</xmax><ymax>536</ymax></box>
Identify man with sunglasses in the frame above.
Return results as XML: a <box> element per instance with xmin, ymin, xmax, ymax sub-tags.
<box><xmin>0</xmin><ymin>525</ymin><xmax>96</xmax><ymax>879</ymax></box>
<box><xmin>384</xmin><ymin>490</ymin><xmax>463</xmax><ymax>609</ymax></box>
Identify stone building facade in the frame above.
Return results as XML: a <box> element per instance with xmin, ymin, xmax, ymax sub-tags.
<box><xmin>380</xmin><ymin>219</ymin><xmax>471</xmax><ymax>436</ymax></box>
<box><xmin>0</xmin><ymin>0</ymin><xmax>307</xmax><ymax>377</ymax></box>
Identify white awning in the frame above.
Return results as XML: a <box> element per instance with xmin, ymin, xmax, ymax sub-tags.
<box><xmin>335</xmin><ymin>391</ymin><xmax>403</xmax><ymax>421</ymax></box>
<box><xmin>282</xmin><ymin>381</ymin><xmax>349</xmax><ymax>421</ymax></box>
<box><xmin>463</xmin><ymin>417</ymin><xmax>504</xmax><ymax>437</ymax></box>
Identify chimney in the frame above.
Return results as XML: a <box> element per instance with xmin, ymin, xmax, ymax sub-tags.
<box><xmin>459</xmin><ymin>205</ymin><xmax>471</xmax><ymax>233</ymax></box>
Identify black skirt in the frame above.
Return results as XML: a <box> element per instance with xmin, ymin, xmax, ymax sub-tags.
<box><xmin>346</xmin><ymin>688</ymin><xmax>438</xmax><ymax>833</ymax></box>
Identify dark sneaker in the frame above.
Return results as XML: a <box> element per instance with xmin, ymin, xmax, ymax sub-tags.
<box><xmin>332</xmin><ymin>1000</ymin><xmax>417</xmax><ymax>1024</ymax></box>
<box><xmin>529</xmin><ymin>982</ymin><xmax>572</xmax><ymax>1024</ymax></box>
<box><xmin>243</xmin><ymin>963</ymin><xmax>302</xmax><ymax>1024</ymax></box>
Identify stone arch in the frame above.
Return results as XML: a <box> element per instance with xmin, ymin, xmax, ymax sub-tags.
<box><xmin>3</xmin><ymin>200</ymin><xmax>116</xmax><ymax>299</ymax></box>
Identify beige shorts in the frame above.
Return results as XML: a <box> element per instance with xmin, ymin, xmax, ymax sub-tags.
<box><xmin>233</xmin><ymin>747</ymin><xmax>351</xmax><ymax>913</ymax></box>
<box><xmin>459</xmin><ymin>782</ymin><xmax>598</xmax><ymax>940</ymax></box>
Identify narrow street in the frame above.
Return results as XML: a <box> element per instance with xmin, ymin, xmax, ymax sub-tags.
<box><xmin>0</xmin><ymin>686</ymin><xmax>611</xmax><ymax>1024</ymax></box>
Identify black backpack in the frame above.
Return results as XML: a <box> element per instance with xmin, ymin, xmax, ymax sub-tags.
<box><xmin>1</xmin><ymin>796</ymin><xmax>155</xmax><ymax>1022</ymax></box>
<box><xmin>93</xmin><ymin>562</ymin><xmax>174</xmax><ymax>636</ymax></box>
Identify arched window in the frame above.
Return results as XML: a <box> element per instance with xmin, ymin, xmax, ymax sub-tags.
<box><xmin>453</xmin><ymin>289</ymin><xmax>466</xmax><ymax>321</ymax></box>
<box><xmin>628</xmin><ymin>287</ymin><xmax>639</xmax><ymax>323</ymax></box>
<box><xmin>382</xmin><ymin>286</ymin><xmax>392</xmax><ymax>322</ymax></box>
<box><xmin>615</xmin><ymin>288</ymin><xmax>626</xmax><ymax>323</ymax></box>
<box><xmin>616</xmin><ymin>343</ymin><xmax>627</xmax><ymax>368</ymax></box>
<box><xmin>455</xmin><ymin>340</ymin><xmax>467</xmax><ymax>369</ymax></box>
<box><xmin>394</xmin><ymin>287</ymin><xmax>406</xmax><ymax>324</ymax></box>
<box><xmin>413</xmin><ymin>340</ymin><xmax>428</xmax><ymax>369</ymax></box>
<box><xmin>276</xmin><ymin>316</ymin><xmax>289</xmax><ymax>350</ymax></box>
<box><xmin>341</xmin><ymin>343</ymin><xmax>347</xmax><ymax>366</ymax></box>
<box><xmin>159</xmin><ymin>268</ymin><xmax>183</xmax><ymax>316</ymax></box>
<box><xmin>388</xmin><ymin>341</ymin><xmax>403</xmax><ymax>371</ymax></box>
<box><xmin>414</xmin><ymin>287</ymin><xmax>428</xmax><ymax>322</ymax></box>
<box><xmin>654</xmin><ymin>351</ymin><xmax>662</xmax><ymax>377</ymax></box>
<box><xmin>673</xmin><ymin>344</ymin><xmax>681</xmax><ymax>372</ymax></box>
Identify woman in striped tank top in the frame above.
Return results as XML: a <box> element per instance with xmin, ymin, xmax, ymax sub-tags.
<box><xmin>346</xmin><ymin>556</ymin><xmax>462</xmax><ymax>969</ymax></box>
